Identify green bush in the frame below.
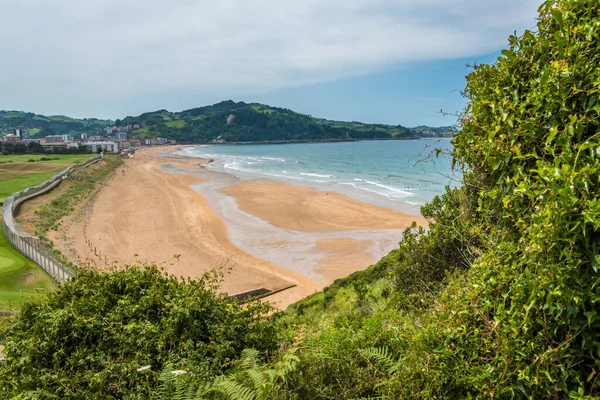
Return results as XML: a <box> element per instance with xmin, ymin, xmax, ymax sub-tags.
<box><xmin>272</xmin><ymin>0</ymin><xmax>600</xmax><ymax>398</ymax></box>
<box><xmin>0</xmin><ymin>265</ymin><xmax>277</xmax><ymax>399</ymax></box>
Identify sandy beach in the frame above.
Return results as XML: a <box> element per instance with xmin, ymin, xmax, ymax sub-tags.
<box><xmin>53</xmin><ymin>146</ymin><xmax>427</xmax><ymax>308</ymax></box>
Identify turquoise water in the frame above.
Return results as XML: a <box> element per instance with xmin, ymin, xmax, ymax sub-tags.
<box><xmin>181</xmin><ymin>139</ymin><xmax>458</xmax><ymax>206</ymax></box>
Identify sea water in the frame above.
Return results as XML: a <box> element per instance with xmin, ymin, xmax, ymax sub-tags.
<box><xmin>180</xmin><ymin>139</ymin><xmax>458</xmax><ymax>207</ymax></box>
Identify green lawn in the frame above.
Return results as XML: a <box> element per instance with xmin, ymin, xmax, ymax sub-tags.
<box><xmin>0</xmin><ymin>154</ymin><xmax>97</xmax><ymax>310</ymax></box>
<box><xmin>0</xmin><ymin>172</ymin><xmax>59</xmax><ymax>203</ymax></box>
<box><xmin>0</xmin><ymin>154</ymin><xmax>96</xmax><ymax>164</ymax></box>
<box><xmin>0</xmin><ymin>225</ymin><xmax>56</xmax><ymax>311</ymax></box>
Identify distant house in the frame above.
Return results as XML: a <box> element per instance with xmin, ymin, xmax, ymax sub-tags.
<box><xmin>15</xmin><ymin>126</ymin><xmax>29</xmax><ymax>139</ymax></box>
<box><xmin>5</xmin><ymin>134</ymin><xmax>20</xmax><ymax>143</ymax></box>
<box><xmin>21</xmin><ymin>139</ymin><xmax>41</xmax><ymax>144</ymax></box>
<box><xmin>41</xmin><ymin>142</ymin><xmax>68</xmax><ymax>151</ymax></box>
<box><xmin>133</xmin><ymin>124</ymin><xmax>140</xmax><ymax>129</ymax></box>
<box><xmin>104</xmin><ymin>126</ymin><xmax>113</xmax><ymax>135</ymax></box>
<box><xmin>45</xmin><ymin>135</ymin><xmax>63</xmax><ymax>143</ymax></box>
<box><xmin>143</xmin><ymin>137</ymin><xmax>168</xmax><ymax>146</ymax></box>
<box><xmin>82</xmin><ymin>141</ymin><xmax>119</xmax><ymax>154</ymax></box>
<box><xmin>117</xmin><ymin>132</ymin><xmax>127</xmax><ymax>140</ymax></box>
<box><xmin>163</xmin><ymin>117</ymin><xmax>171</xmax><ymax>121</ymax></box>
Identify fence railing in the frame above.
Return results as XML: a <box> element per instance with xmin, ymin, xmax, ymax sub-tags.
<box><xmin>1</xmin><ymin>157</ymin><xmax>101</xmax><ymax>284</ymax></box>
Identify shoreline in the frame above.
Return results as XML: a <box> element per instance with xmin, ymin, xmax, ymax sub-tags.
<box><xmin>175</xmin><ymin>144</ymin><xmax>431</xmax><ymax>216</ymax></box>
<box><xmin>158</xmin><ymin>146</ymin><xmax>427</xmax><ymax>287</ymax></box>
<box><xmin>54</xmin><ymin>145</ymin><xmax>427</xmax><ymax>309</ymax></box>
<box><xmin>176</xmin><ymin>136</ymin><xmax>447</xmax><ymax>146</ymax></box>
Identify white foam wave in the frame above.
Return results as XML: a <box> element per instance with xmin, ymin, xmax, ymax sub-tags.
<box><xmin>365</xmin><ymin>181</ymin><xmax>414</xmax><ymax>196</ymax></box>
<box><xmin>299</xmin><ymin>172</ymin><xmax>334</xmax><ymax>178</ymax></box>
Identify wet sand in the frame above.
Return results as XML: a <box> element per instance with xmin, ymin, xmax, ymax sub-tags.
<box><xmin>55</xmin><ymin>146</ymin><xmax>427</xmax><ymax>308</ymax></box>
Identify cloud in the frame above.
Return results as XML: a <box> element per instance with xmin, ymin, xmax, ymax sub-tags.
<box><xmin>0</xmin><ymin>0</ymin><xmax>540</xmax><ymax>116</ymax></box>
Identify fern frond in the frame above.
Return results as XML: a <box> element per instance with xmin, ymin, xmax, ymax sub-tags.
<box><xmin>358</xmin><ymin>346</ymin><xmax>398</xmax><ymax>375</ymax></box>
<box><xmin>212</xmin><ymin>379</ymin><xmax>256</xmax><ymax>400</ymax></box>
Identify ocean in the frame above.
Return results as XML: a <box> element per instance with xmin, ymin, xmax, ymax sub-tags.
<box><xmin>179</xmin><ymin>139</ymin><xmax>458</xmax><ymax>208</ymax></box>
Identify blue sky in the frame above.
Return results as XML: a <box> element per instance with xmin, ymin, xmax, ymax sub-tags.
<box><xmin>254</xmin><ymin>52</ymin><xmax>501</xmax><ymax>127</ymax></box>
<box><xmin>0</xmin><ymin>0</ymin><xmax>540</xmax><ymax>127</ymax></box>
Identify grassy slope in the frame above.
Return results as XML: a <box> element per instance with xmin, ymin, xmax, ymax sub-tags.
<box><xmin>0</xmin><ymin>154</ymin><xmax>96</xmax><ymax>310</ymax></box>
<box><xmin>165</xmin><ymin>120</ymin><xmax>186</xmax><ymax>128</ymax></box>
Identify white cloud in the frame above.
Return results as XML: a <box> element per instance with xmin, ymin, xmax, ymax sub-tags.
<box><xmin>0</xmin><ymin>0</ymin><xmax>540</xmax><ymax>116</ymax></box>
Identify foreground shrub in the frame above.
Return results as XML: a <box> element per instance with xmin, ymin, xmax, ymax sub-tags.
<box><xmin>0</xmin><ymin>265</ymin><xmax>277</xmax><ymax>399</ymax></box>
<box><xmin>275</xmin><ymin>0</ymin><xmax>600</xmax><ymax>397</ymax></box>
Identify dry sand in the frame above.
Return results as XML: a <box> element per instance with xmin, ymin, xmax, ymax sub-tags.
<box><xmin>55</xmin><ymin>146</ymin><xmax>427</xmax><ymax>309</ymax></box>
<box><xmin>220</xmin><ymin>181</ymin><xmax>426</xmax><ymax>232</ymax></box>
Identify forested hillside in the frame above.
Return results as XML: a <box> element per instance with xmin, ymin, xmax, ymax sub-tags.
<box><xmin>120</xmin><ymin>101</ymin><xmax>454</xmax><ymax>143</ymax></box>
<box><xmin>2</xmin><ymin>0</ymin><xmax>599</xmax><ymax>398</ymax></box>
<box><xmin>1</xmin><ymin>104</ymin><xmax>454</xmax><ymax>144</ymax></box>
<box><xmin>0</xmin><ymin>111</ymin><xmax>112</xmax><ymax>137</ymax></box>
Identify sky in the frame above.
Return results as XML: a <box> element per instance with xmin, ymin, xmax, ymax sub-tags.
<box><xmin>0</xmin><ymin>0</ymin><xmax>541</xmax><ymax>127</ymax></box>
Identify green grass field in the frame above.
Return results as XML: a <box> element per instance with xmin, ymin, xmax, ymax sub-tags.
<box><xmin>0</xmin><ymin>172</ymin><xmax>59</xmax><ymax>203</ymax></box>
<box><xmin>0</xmin><ymin>154</ymin><xmax>97</xmax><ymax>311</ymax></box>
<box><xmin>0</xmin><ymin>154</ymin><xmax>95</xmax><ymax>164</ymax></box>
<box><xmin>0</xmin><ymin>225</ymin><xmax>56</xmax><ymax>311</ymax></box>
<box><xmin>0</xmin><ymin>154</ymin><xmax>96</xmax><ymax>203</ymax></box>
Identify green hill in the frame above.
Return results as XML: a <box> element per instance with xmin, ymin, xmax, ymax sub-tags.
<box><xmin>120</xmin><ymin>101</ymin><xmax>454</xmax><ymax>143</ymax></box>
<box><xmin>1</xmin><ymin>104</ymin><xmax>454</xmax><ymax>143</ymax></box>
<box><xmin>0</xmin><ymin>111</ymin><xmax>112</xmax><ymax>137</ymax></box>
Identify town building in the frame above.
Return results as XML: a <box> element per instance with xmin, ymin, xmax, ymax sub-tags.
<box><xmin>45</xmin><ymin>135</ymin><xmax>64</xmax><ymax>143</ymax></box>
<box><xmin>82</xmin><ymin>141</ymin><xmax>119</xmax><ymax>154</ymax></box>
<box><xmin>117</xmin><ymin>132</ymin><xmax>127</xmax><ymax>140</ymax></box>
<box><xmin>61</xmin><ymin>134</ymin><xmax>73</xmax><ymax>142</ymax></box>
<box><xmin>5</xmin><ymin>134</ymin><xmax>20</xmax><ymax>143</ymax></box>
<box><xmin>21</xmin><ymin>139</ymin><xmax>41</xmax><ymax>144</ymax></box>
<box><xmin>41</xmin><ymin>142</ymin><xmax>68</xmax><ymax>151</ymax></box>
<box><xmin>15</xmin><ymin>126</ymin><xmax>29</xmax><ymax>139</ymax></box>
